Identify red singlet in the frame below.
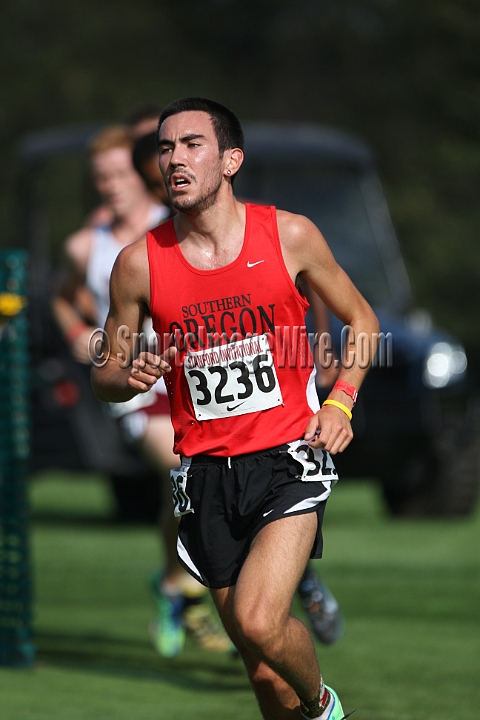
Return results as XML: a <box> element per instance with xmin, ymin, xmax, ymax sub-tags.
<box><xmin>146</xmin><ymin>203</ymin><xmax>319</xmax><ymax>457</ymax></box>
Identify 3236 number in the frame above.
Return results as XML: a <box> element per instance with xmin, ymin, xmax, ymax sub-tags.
<box><xmin>187</xmin><ymin>354</ymin><xmax>276</xmax><ymax>407</ymax></box>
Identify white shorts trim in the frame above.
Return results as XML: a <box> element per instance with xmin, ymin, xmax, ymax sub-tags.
<box><xmin>177</xmin><ymin>536</ymin><xmax>203</xmax><ymax>580</ymax></box>
<box><xmin>283</xmin><ymin>481</ymin><xmax>332</xmax><ymax>514</ymax></box>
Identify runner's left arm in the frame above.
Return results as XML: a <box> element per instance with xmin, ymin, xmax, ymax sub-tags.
<box><xmin>304</xmin><ymin>287</ymin><xmax>339</xmax><ymax>389</ymax></box>
<box><xmin>278</xmin><ymin>211</ymin><xmax>380</xmax><ymax>454</ymax></box>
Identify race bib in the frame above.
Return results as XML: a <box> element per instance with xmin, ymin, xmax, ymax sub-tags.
<box><xmin>184</xmin><ymin>334</ymin><xmax>283</xmax><ymax>421</ymax></box>
<box><xmin>287</xmin><ymin>439</ymin><xmax>339</xmax><ymax>486</ymax></box>
<box><xmin>170</xmin><ymin>465</ymin><xmax>194</xmax><ymax>517</ymax></box>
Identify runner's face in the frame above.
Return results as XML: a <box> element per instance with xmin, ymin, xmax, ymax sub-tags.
<box><xmin>91</xmin><ymin>147</ymin><xmax>147</xmax><ymax>216</ymax></box>
<box><xmin>158</xmin><ymin>111</ymin><xmax>224</xmax><ymax>213</ymax></box>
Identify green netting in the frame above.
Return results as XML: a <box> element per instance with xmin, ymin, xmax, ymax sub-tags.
<box><xmin>0</xmin><ymin>249</ymin><xmax>34</xmax><ymax>667</ymax></box>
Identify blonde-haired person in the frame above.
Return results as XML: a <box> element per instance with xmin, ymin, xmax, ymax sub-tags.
<box><xmin>52</xmin><ymin>124</ymin><xmax>231</xmax><ymax>658</ymax></box>
<box><xmin>85</xmin><ymin>106</ymin><xmax>164</xmax><ymax>228</ymax></box>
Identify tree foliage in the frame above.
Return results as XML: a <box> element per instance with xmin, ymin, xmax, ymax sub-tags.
<box><xmin>1</xmin><ymin>0</ymin><xmax>479</xmax><ymax>361</ymax></box>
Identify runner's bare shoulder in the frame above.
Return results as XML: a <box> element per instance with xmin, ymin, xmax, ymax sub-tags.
<box><xmin>276</xmin><ymin>209</ymin><xmax>333</xmax><ymax>277</ymax></box>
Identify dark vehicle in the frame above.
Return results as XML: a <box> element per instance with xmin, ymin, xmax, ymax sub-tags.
<box><xmin>20</xmin><ymin>122</ymin><xmax>480</xmax><ymax>517</ymax></box>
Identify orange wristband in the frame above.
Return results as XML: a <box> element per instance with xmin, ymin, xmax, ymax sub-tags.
<box><xmin>333</xmin><ymin>380</ymin><xmax>358</xmax><ymax>405</ymax></box>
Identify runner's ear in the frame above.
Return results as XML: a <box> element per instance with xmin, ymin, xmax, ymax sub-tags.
<box><xmin>224</xmin><ymin>147</ymin><xmax>243</xmax><ymax>178</ymax></box>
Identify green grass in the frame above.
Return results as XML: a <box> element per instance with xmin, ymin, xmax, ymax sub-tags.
<box><xmin>1</xmin><ymin>472</ymin><xmax>479</xmax><ymax>719</ymax></box>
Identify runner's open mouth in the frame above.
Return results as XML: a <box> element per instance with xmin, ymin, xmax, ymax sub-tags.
<box><xmin>171</xmin><ymin>175</ymin><xmax>191</xmax><ymax>189</ymax></box>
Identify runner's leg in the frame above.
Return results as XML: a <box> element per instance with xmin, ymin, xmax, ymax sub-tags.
<box><xmin>212</xmin><ymin>511</ymin><xmax>322</xmax><ymax>718</ymax></box>
<box><xmin>213</xmin><ymin>585</ymin><xmax>302</xmax><ymax>720</ymax></box>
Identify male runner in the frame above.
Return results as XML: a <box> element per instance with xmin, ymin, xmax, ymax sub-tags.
<box><xmin>52</xmin><ymin>123</ymin><xmax>231</xmax><ymax>657</ymax></box>
<box><xmin>132</xmin><ymin>129</ymin><xmax>345</xmax><ymax>647</ymax></box>
<box><xmin>91</xmin><ymin>98</ymin><xmax>380</xmax><ymax>719</ymax></box>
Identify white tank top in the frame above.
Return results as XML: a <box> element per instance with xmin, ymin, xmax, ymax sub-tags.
<box><xmin>86</xmin><ymin>204</ymin><xmax>168</xmax><ymax>328</ymax></box>
<box><xmin>86</xmin><ymin>204</ymin><xmax>170</xmax><ymax>416</ymax></box>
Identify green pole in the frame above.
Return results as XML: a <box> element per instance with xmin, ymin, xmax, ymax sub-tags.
<box><xmin>0</xmin><ymin>249</ymin><xmax>35</xmax><ymax>667</ymax></box>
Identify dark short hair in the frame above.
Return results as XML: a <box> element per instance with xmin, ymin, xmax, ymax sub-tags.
<box><xmin>158</xmin><ymin>97</ymin><xmax>244</xmax><ymax>154</ymax></box>
<box><xmin>132</xmin><ymin>131</ymin><xmax>157</xmax><ymax>176</ymax></box>
<box><xmin>125</xmin><ymin>103</ymin><xmax>162</xmax><ymax>128</ymax></box>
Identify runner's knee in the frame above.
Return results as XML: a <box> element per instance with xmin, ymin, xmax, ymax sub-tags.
<box><xmin>234</xmin><ymin>604</ymin><xmax>282</xmax><ymax>653</ymax></box>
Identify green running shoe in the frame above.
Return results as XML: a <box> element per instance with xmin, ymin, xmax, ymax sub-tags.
<box><xmin>149</xmin><ymin>576</ymin><xmax>186</xmax><ymax>658</ymax></box>
<box><xmin>324</xmin><ymin>686</ymin><xmax>355</xmax><ymax>720</ymax></box>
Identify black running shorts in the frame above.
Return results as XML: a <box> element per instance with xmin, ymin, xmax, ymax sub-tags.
<box><xmin>171</xmin><ymin>439</ymin><xmax>338</xmax><ymax>588</ymax></box>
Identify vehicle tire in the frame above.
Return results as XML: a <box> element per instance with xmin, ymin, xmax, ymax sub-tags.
<box><xmin>379</xmin><ymin>417</ymin><xmax>480</xmax><ymax>517</ymax></box>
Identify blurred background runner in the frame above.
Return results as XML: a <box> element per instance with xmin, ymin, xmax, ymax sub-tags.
<box><xmin>52</xmin><ymin>118</ymin><xmax>232</xmax><ymax>657</ymax></box>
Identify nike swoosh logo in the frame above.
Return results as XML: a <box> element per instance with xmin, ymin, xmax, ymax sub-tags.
<box><xmin>226</xmin><ymin>402</ymin><xmax>245</xmax><ymax>412</ymax></box>
<box><xmin>263</xmin><ymin>509</ymin><xmax>274</xmax><ymax>517</ymax></box>
<box><xmin>247</xmin><ymin>260</ymin><xmax>265</xmax><ymax>267</ymax></box>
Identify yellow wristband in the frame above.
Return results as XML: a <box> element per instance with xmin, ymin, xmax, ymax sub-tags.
<box><xmin>322</xmin><ymin>399</ymin><xmax>353</xmax><ymax>421</ymax></box>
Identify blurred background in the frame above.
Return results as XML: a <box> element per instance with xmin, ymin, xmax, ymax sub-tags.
<box><xmin>1</xmin><ymin>2</ymin><xmax>479</xmax><ymax>719</ymax></box>
<box><xmin>1</xmin><ymin>0</ymin><xmax>479</xmax><ymax>370</ymax></box>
